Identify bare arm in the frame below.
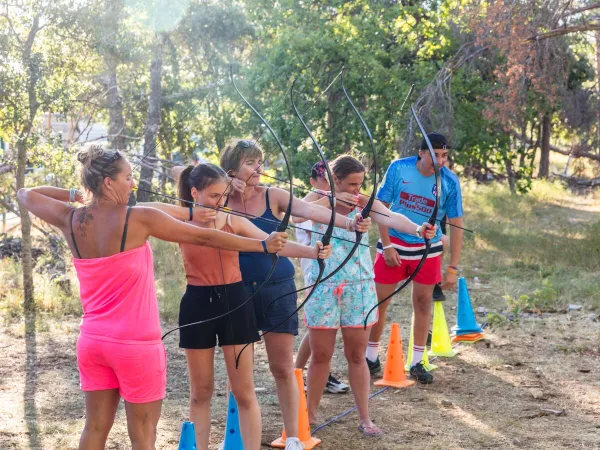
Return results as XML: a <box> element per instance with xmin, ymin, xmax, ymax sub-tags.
<box><xmin>447</xmin><ymin>217</ymin><xmax>464</xmax><ymax>267</ymax></box>
<box><xmin>171</xmin><ymin>165</ymin><xmax>185</xmax><ymax>181</ymax></box>
<box><xmin>17</xmin><ymin>187</ymin><xmax>76</xmax><ymax>229</ymax></box>
<box><xmin>375</xmin><ymin>200</ymin><xmax>402</xmax><ymax>268</ymax></box>
<box><xmin>139</xmin><ymin>202</ymin><xmax>190</xmax><ymax>221</ymax></box>
<box><xmin>231</xmin><ymin>214</ymin><xmax>325</xmax><ymax>259</ymax></box>
<box><xmin>370</xmin><ymin>199</ymin><xmax>421</xmax><ymax>235</ymax></box>
<box><xmin>291</xmin><ymin>191</ymin><xmax>323</xmax><ymax>224</ymax></box>
<box><xmin>271</xmin><ymin>187</ymin><xmax>353</xmax><ymax>230</ymax></box>
<box><xmin>136</xmin><ymin>206</ymin><xmax>286</xmax><ymax>254</ymax></box>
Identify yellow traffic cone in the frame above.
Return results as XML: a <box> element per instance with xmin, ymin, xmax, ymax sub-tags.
<box><xmin>429</xmin><ymin>301</ymin><xmax>457</xmax><ymax>357</ymax></box>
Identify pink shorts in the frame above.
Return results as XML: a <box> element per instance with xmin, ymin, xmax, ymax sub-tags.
<box><xmin>76</xmin><ymin>334</ymin><xmax>167</xmax><ymax>403</ymax></box>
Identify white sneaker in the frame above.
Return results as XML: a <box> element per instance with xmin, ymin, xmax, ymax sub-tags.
<box><xmin>285</xmin><ymin>437</ymin><xmax>305</xmax><ymax>450</ymax></box>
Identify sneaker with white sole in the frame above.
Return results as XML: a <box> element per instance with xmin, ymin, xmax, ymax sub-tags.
<box><xmin>285</xmin><ymin>436</ymin><xmax>305</xmax><ymax>450</ymax></box>
<box><xmin>325</xmin><ymin>373</ymin><xmax>349</xmax><ymax>393</ymax></box>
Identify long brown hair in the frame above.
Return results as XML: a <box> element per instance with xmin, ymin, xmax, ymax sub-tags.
<box><xmin>178</xmin><ymin>163</ymin><xmax>230</xmax><ymax>206</ymax></box>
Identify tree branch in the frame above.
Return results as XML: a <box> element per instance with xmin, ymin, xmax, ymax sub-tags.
<box><xmin>512</xmin><ymin>133</ymin><xmax>600</xmax><ymax>161</ymax></box>
<box><xmin>563</xmin><ymin>2</ymin><xmax>600</xmax><ymax>18</ymax></box>
<box><xmin>524</xmin><ymin>23</ymin><xmax>600</xmax><ymax>42</ymax></box>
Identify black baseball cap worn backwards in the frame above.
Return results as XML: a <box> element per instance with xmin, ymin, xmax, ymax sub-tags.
<box><xmin>420</xmin><ymin>133</ymin><xmax>450</xmax><ymax>150</ymax></box>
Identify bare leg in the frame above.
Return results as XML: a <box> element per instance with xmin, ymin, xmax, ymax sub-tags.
<box><xmin>79</xmin><ymin>389</ymin><xmax>120</xmax><ymax>450</ymax></box>
<box><xmin>185</xmin><ymin>348</ymin><xmax>215</xmax><ymax>450</ymax></box>
<box><xmin>412</xmin><ymin>282</ymin><xmax>435</xmax><ymax>350</ymax></box>
<box><xmin>341</xmin><ymin>327</ymin><xmax>374</xmax><ymax>427</ymax></box>
<box><xmin>294</xmin><ymin>332</ymin><xmax>312</xmax><ymax>369</ymax></box>
<box><xmin>264</xmin><ymin>333</ymin><xmax>298</xmax><ymax>438</ymax></box>
<box><xmin>368</xmin><ymin>282</ymin><xmax>398</xmax><ymax>344</ymax></box>
<box><xmin>222</xmin><ymin>344</ymin><xmax>261</xmax><ymax>450</ymax></box>
<box><xmin>124</xmin><ymin>399</ymin><xmax>162</xmax><ymax>450</ymax></box>
<box><xmin>306</xmin><ymin>329</ymin><xmax>336</xmax><ymax>424</ymax></box>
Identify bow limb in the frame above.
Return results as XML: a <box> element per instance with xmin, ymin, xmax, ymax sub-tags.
<box><xmin>246</xmin><ymin>79</ymin><xmax>337</xmax><ymax>344</ymax></box>
<box><xmin>229</xmin><ymin>68</ymin><xmax>294</xmax><ymax>368</ymax></box>
<box><xmin>262</xmin><ymin>67</ymin><xmax>378</xmax><ymax>312</ymax></box>
<box><xmin>362</xmin><ymin>100</ymin><xmax>440</xmax><ymax>328</ymax></box>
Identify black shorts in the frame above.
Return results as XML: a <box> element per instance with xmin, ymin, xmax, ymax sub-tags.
<box><xmin>179</xmin><ymin>282</ymin><xmax>260</xmax><ymax>349</ymax></box>
<box><xmin>245</xmin><ymin>278</ymin><xmax>299</xmax><ymax>335</ymax></box>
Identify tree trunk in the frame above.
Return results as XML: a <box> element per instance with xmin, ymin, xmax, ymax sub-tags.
<box><xmin>16</xmin><ymin>15</ymin><xmax>41</xmax><ymax>311</ymax></box>
<box><xmin>137</xmin><ymin>34</ymin><xmax>165</xmax><ymax>203</ymax></box>
<box><xmin>538</xmin><ymin>112</ymin><xmax>551</xmax><ymax>179</ymax></box>
<box><xmin>16</xmin><ymin>139</ymin><xmax>34</xmax><ymax>310</ymax></box>
<box><xmin>505</xmin><ymin>157</ymin><xmax>516</xmax><ymax>194</ymax></box>
<box><xmin>103</xmin><ymin>59</ymin><xmax>126</xmax><ymax>150</ymax></box>
<box><xmin>596</xmin><ymin>30</ymin><xmax>600</xmax><ymax>153</ymax></box>
<box><xmin>102</xmin><ymin>0</ymin><xmax>125</xmax><ymax>150</ymax></box>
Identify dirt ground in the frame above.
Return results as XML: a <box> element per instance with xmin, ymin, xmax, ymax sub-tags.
<box><xmin>1</xmin><ymin>289</ymin><xmax>599</xmax><ymax>450</ymax></box>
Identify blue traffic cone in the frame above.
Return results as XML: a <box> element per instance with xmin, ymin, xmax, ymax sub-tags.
<box><xmin>178</xmin><ymin>421</ymin><xmax>197</xmax><ymax>450</ymax></box>
<box><xmin>223</xmin><ymin>391</ymin><xmax>244</xmax><ymax>449</ymax></box>
<box><xmin>453</xmin><ymin>277</ymin><xmax>483</xmax><ymax>335</ymax></box>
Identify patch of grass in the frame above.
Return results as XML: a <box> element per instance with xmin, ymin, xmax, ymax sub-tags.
<box><xmin>503</xmin><ymin>279</ymin><xmax>559</xmax><ymax>314</ymax></box>
<box><xmin>150</xmin><ymin>237</ymin><xmax>186</xmax><ymax>323</ymax></box>
<box><xmin>462</xmin><ymin>179</ymin><xmax>600</xmax><ymax>311</ymax></box>
<box><xmin>0</xmin><ymin>254</ymin><xmax>80</xmax><ymax>324</ymax></box>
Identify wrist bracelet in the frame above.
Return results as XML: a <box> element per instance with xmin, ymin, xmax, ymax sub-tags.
<box><xmin>415</xmin><ymin>225</ymin><xmax>423</xmax><ymax>238</ymax></box>
<box><xmin>261</xmin><ymin>240</ymin><xmax>269</xmax><ymax>254</ymax></box>
<box><xmin>69</xmin><ymin>188</ymin><xmax>77</xmax><ymax>203</ymax></box>
<box><xmin>345</xmin><ymin>217</ymin><xmax>353</xmax><ymax>231</ymax></box>
<box><xmin>448</xmin><ymin>265</ymin><xmax>459</xmax><ymax>271</ymax></box>
<box><xmin>382</xmin><ymin>244</ymin><xmax>394</xmax><ymax>250</ymax></box>
<box><xmin>189</xmin><ymin>207</ymin><xmax>193</xmax><ymax>221</ymax></box>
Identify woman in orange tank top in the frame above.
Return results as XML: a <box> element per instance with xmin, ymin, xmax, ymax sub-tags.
<box><xmin>143</xmin><ymin>163</ymin><xmax>332</xmax><ymax>450</ymax></box>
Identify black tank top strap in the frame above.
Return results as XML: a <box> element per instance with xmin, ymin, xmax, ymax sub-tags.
<box><xmin>70</xmin><ymin>209</ymin><xmax>82</xmax><ymax>259</ymax></box>
<box><xmin>120</xmin><ymin>206</ymin><xmax>133</xmax><ymax>252</ymax></box>
<box><xmin>265</xmin><ymin>187</ymin><xmax>271</xmax><ymax>212</ymax></box>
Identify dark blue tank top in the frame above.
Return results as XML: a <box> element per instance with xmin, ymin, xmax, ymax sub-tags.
<box><xmin>239</xmin><ymin>188</ymin><xmax>296</xmax><ymax>283</ymax></box>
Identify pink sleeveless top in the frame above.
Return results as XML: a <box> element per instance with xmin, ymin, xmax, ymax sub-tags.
<box><xmin>73</xmin><ymin>242</ymin><xmax>161</xmax><ymax>343</ymax></box>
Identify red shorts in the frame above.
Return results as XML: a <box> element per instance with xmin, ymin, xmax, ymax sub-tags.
<box><xmin>76</xmin><ymin>334</ymin><xmax>167</xmax><ymax>404</ymax></box>
<box><xmin>373</xmin><ymin>237</ymin><xmax>443</xmax><ymax>286</ymax></box>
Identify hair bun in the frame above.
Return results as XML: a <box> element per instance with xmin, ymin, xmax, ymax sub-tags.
<box><xmin>76</xmin><ymin>144</ymin><xmax>105</xmax><ymax>168</ymax></box>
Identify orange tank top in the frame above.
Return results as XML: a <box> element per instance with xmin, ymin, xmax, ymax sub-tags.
<box><xmin>179</xmin><ymin>215</ymin><xmax>242</xmax><ymax>286</ymax></box>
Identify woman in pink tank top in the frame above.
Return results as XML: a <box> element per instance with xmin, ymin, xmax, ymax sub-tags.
<box><xmin>141</xmin><ymin>163</ymin><xmax>332</xmax><ymax>450</ymax></box>
<box><xmin>16</xmin><ymin>144</ymin><xmax>289</xmax><ymax>450</ymax></box>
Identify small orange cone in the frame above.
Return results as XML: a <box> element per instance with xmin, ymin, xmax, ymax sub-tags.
<box><xmin>452</xmin><ymin>332</ymin><xmax>484</xmax><ymax>343</ymax></box>
<box><xmin>271</xmin><ymin>368</ymin><xmax>321</xmax><ymax>449</ymax></box>
<box><xmin>374</xmin><ymin>323</ymin><xmax>415</xmax><ymax>388</ymax></box>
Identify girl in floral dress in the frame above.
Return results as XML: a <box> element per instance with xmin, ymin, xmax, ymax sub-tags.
<box><xmin>300</xmin><ymin>155</ymin><xmax>436</xmax><ymax>436</ymax></box>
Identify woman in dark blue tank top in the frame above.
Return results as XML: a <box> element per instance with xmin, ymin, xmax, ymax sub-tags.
<box><xmin>239</xmin><ymin>188</ymin><xmax>295</xmax><ymax>282</ymax></box>
<box><xmin>219</xmin><ymin>138</ymin><xmax>371</xmax><ymax>447</ymax></box>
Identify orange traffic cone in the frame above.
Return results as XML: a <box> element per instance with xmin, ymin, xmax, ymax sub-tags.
<box><xmin>375</xmin><ymin>323</ymin><xmax>415</xmax><ymax>388</ymax></box>
<box><xmin>271</xmin><ymin>368</ymin><xmax>321</xmax><ymax>449</ymax></box>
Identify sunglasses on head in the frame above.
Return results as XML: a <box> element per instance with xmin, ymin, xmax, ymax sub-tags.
<box><xmin>236</xmin><ymin>140</ymin><xmax>254</xmax><ymax>149</ymax></box>
<box><xmin>100</xmin><ymin>151</ymin><xmax>121</xmax><ymax>177</ymax></box>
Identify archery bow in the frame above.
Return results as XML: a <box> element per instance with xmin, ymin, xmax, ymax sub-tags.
<box><xmin>263</xmin><ymin>67</ymin><xmax>378</xmax><ymax>312</ymax></box>
<box><xmin>243</xmin><ymin>78</ymin><xmax>337</xmax><ymax>345</ymax></box>
<box><xmin>228</xmin><ymin>66</ymin><xmax>294</xmax><ymax>367</ymax></box>
<box><xmin>362</xmin><ymin>91</ymin><xmax>441</xmax><ymax>328</ymax></box>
